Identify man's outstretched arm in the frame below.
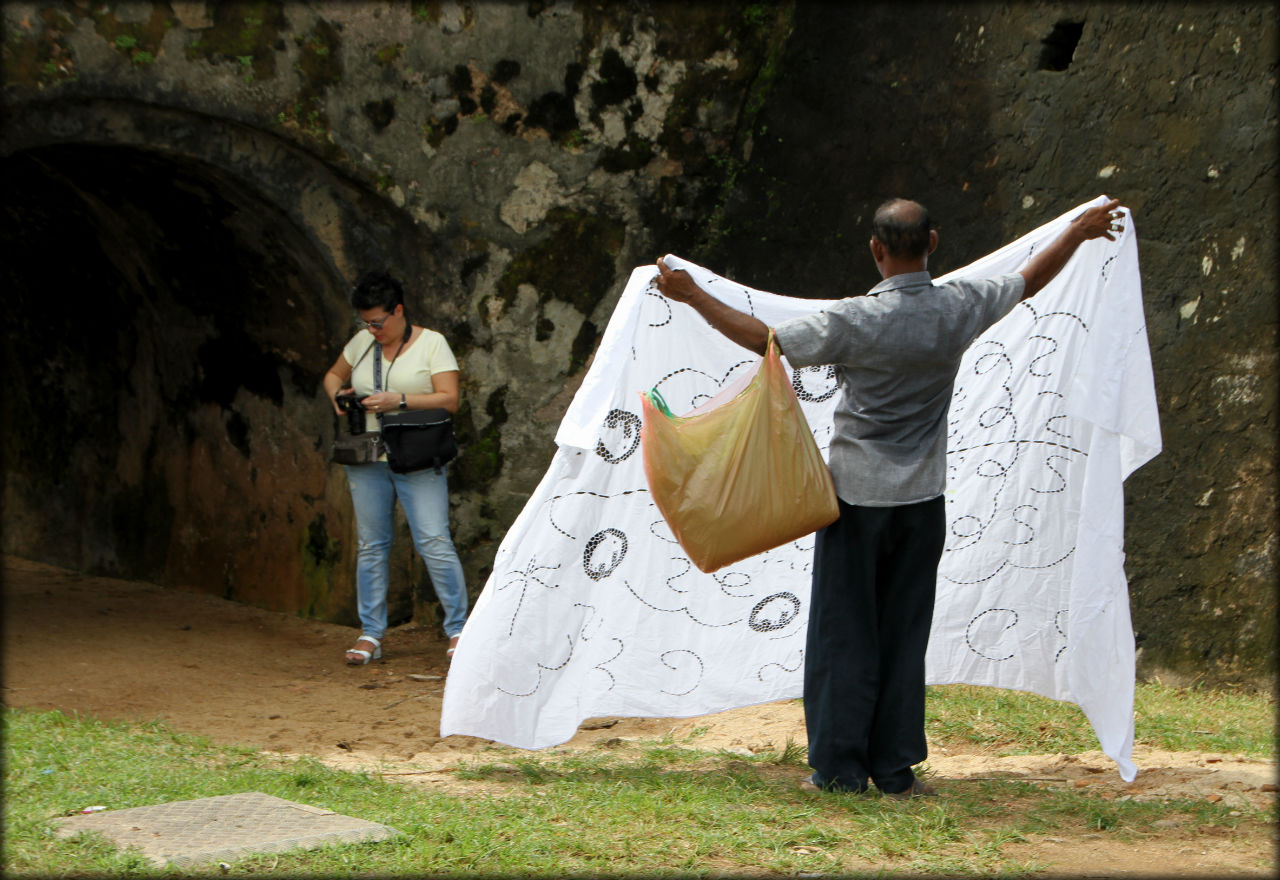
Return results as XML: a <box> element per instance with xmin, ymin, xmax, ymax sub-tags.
<box><xmin>1019</xmin><ymin>197</ymin><xmax>1125</xmax><ymax>300</ymax></box>
<box><xmin>654</xmin><ymin>257</ymin><xmax>770</xmax><ymax>355</ymax></box>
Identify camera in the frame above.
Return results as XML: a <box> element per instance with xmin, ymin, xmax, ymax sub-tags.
<box><xmin>336</xmin><ymin>392</ymin><xmax>367</xmax><ymax>435</ymax></box>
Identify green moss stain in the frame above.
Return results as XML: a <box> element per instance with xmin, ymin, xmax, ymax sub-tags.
<box><xmin>454</xmin><ymin>386</ymin><xmax>508</xmax><ymax>490</ymax></box>
<box><xmin>374</xmin><ymin>43</ymin><xmax>404</xmax><ymax>66</ymax></box>
<box><xmin>662</xmin><ymin>2</ymin><xmax>796</xmax><ymax>258</ymax></box>
<box><xmin>421</xmin><ymin>116</ymin><xmax>452</xmax><ymax>148</ymax></box>
<box><xmin>89</xmin><ymin>5</ymin><xmax>174</xmax><ymax>67</ymax></box>
<box><xmin>300</xmin><ymin>513</ymin><xmax>341</xmax><ymax>618</ymax></box>
<box><xmin>3</xmin><ymin>9</ymin><xmax>79</xmax><ymax>87</ymax></box>
<box><xmin>413</xmin><ymin>2</ymin><xmax>442</xmax><ymax>24</ymax></box>
<box><xmin>276</xmin><ymin>20</ymin><xmax>342</xmax><ymax>147</ymax></box>
<box><xmin>184</xmin><ymin>1</ymin><xmax>285</xmax><ymax>81</ymax></box>
<box><xmin>295</xmin><ymin>19</ymin><xmax>342</xmax><ymax>84</ymax></box>
<box><xmin>496</xmin><ymin>208</ymin><xmax>624</xmax><ymax>315</ymax></box>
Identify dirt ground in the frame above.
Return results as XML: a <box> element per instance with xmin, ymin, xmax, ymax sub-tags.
<box><xmin>4</xmin><ymin>556</ymin><xmax>1275</xmax><ymax>876</ymax></box>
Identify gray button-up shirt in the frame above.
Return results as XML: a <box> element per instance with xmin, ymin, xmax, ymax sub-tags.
<box><xmin>773</xmin><ymin>270</ymin><xmax>1025</xmax><ymax>507</ymax></box>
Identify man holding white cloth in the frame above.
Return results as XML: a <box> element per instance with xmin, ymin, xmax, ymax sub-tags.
<box><xmin>655</xmin><ymin>196</ymin><xmax>1123</xmax><ymax>796</ymax></box>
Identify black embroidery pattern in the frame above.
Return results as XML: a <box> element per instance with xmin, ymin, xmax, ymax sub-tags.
<box><xmin>944</xmin><ymin>300</ymin><xmax>1094</xmax><ymax>666</ymax></box>
<box><xmin>659</xmin><ymin>649</ymin><xmax>704</xmax><ymax>696</ymax></box>
<box><xmin>966</xmin><ymin>608</ymin><xmax>1019</xmax><ymax>662</ymax></box>
<box><xmin>748</xmin><ymin>593</ymin><xmax>802</xmax><ymax>632</ymax></box>
<box><xmin>583</xmin><ymin>528</ymin><xmax>627</xmax><ymax>580</ymax></box>
<box><xmin>756</xmin><ymin>650</ymin><xmax>804</xmax><ymax>682</ymax></box>
<box><xmin>596</xmin><ymin>409</ymin><xmax>642</xmax><ymax>463</ymax></box>
<box><xmin>1054</xmin><ymin>609</ymin><xmax>1069</xmax><ymax>663</ymax></box>
<box><xmin>792</xmin><ymin>365</ymin><xmax>839</xmax><ymax>402</ymax></box>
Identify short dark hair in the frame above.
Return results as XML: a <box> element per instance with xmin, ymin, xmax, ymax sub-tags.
<box><xmin>871</xmin><ymin>199</ymin><xmax>932</xmax><ymax>259</ymax></box>
<box><xmin>351</xmin><ymin>270</ymin><xmax>405</xmax><ymax>313</ymax></box>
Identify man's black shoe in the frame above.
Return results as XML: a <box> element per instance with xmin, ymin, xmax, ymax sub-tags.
<box><xmin>882</xmin><ymin>777</ymin><xmax>939</xmax><ymax>799</ymax></box>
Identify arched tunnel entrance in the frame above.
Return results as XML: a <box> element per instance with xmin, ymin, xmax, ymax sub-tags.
<box><xmin>0</xmin><ymin>141</ymin><xmax>363</xmax><ymax>620</ymax></box>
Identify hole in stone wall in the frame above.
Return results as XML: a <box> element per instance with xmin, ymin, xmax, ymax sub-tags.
<box><xmin>1037</xmin><ymin>20</ymin><xmax>1085</xmax><ymax>71</ymax></box>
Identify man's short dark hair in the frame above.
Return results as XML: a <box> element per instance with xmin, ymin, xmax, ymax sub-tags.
<box><xmin>351</xmin><ymin>270</ymin><xmax>405</xmax><ymax>313</ymax></box>
<box><xmin>871</xmin><ymin>199</ymin><xmax>933</xmax><ymax>259</ymax></box>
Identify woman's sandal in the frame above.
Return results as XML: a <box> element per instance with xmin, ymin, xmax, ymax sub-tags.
<box><xmin>345</xmin><ymin>635</ymin><xmax>382</xmax><ymax>665</ymax></box>
<box><xmin>446</xmin><ymin>635</ymin><xmax>460</xmax><ymax>660</ymax></box>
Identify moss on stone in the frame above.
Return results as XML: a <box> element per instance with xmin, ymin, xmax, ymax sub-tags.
<box><xmin>374</xmin><ymin>43</ymin><xmax>404</xmax><ymax>66</ymax></box>
<box><xmin>183</xmin><ymin>0</ymin><xmax>285</xmax><ymax>81</ymax></box>
<box><xmin>496</xmin><ymin>208</ymin><xmax>624</xmax><ymax>316</ymax></box>
<box><xmin>453</xmin><ymin>386</ymin><xmax>508</xmax><ymax>490</ymax></box>
<box><xmin>422</xmin><ymin>116</ymin><xmax>450</xmax><ymax>149</ymax></box>
<box><xmin>89</xmin><ymin>4</ymin><xmax>174</xmax><ymax>67</ymax></box>
<box><xmin>412</xmin><ymin>2</ymin><xmax>442</xmax><ymax>24</ymax></box>
<box><xmin>296</xmin><ymin>19</ymin><xmax>342</xmax><ymax>86</ymax></box>
<box><xmin>276</xmin><ymin>20</ymin><xmax>342</xmax><ymax>150</ymax></box>
<box><xmin>299</xmin><ymin>513</ymin><xmax>341</xmax><ymax>619</ymax></box>
<box><xmin>2</xmin><ymin>11</ymin><xmax>78</xmax><ymax>88</ymax></box>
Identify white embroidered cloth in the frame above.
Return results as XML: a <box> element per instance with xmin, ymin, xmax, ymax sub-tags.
<box><xmin>441</xmin><ymin>197</ymin><xmax>1160</xmax><ymax>780</ymax></box>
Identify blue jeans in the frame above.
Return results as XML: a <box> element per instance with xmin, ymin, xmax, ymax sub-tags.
<box><xmin>344</xmin><ymin>462</ymin><xmax>468</xmax><ymax>639</ymax></box>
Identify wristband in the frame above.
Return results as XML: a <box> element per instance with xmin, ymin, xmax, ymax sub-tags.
<box><xmin>399</xmin><ymin>393</ymin><xmax>407</xmax><ymax>411</ymax></box>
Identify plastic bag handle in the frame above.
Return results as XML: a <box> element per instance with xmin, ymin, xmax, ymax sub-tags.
<box><xmin>645</xmin><ymin>387</ymin><xmax>675</xmax><ymax>418</ymax></box>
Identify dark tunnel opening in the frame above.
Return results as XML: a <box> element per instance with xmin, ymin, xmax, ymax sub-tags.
<box><xmin>0</xmin><ymin>143</ymin><xmax>348</xmax><ymax>606</ymax></box>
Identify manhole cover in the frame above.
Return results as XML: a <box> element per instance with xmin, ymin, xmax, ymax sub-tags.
<box><xmin>52</xmin><ymin>792</ymin><xmax>399</xmax><ymax>867</ymax></box>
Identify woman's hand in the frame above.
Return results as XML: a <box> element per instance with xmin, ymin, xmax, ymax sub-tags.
<box><xmin>360</xmin><ymin>391</ymin><xmax>402</xmax><ymax>414</ymax></box>
<box><xmin>324</xmin><ymin>355</ymin><xmax>355</xmax><ymax>415</ymax></box>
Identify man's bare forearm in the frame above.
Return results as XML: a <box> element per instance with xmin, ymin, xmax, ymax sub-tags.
<box><xmin>1019</xmin><ymin>225</ymin><xmax>1090</xmax><ymax>299</ymax></box>
<box><xmin>654</xmin><ymin>257</ymin><xmax>770</xmax><ymax>354</ymax></box>
<box><xmin>1019</xmin><ymin>197</ymin><xmax>1123</xmax><ymax>299</ymax></box>
<box><xmin>680</xmin><ymin>288</ymin><xmax>770</xmax><ymax>355</ymax></box>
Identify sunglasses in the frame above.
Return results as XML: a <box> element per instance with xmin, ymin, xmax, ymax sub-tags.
<box><xmin>357</xmin><ymin>312</ymin><xmax>395</xmax><ymax>330</ymax></box>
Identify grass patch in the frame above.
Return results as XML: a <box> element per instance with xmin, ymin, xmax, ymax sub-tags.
<box><xmin>926</xmin><ymin>681</ymin><xmax>1275</xmax><ymax>758</ymax></box>
<box><xmin>4</xmin><ymin>684</ymin><xmax>1274</xmax><ymax>876</ymax></box>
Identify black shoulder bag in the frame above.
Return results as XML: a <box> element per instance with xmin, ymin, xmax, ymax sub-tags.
<box><xmin>376</xmin><ymin>341</ymin><xmax>460</xmax><ymax>474</ymax></box>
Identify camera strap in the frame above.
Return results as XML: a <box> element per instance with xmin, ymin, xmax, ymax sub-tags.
<box><xmin>373</xmin><ymin>331</ymin><xmax>411</xmax><ymax>433</ymax></box>
<box><xmin>374</xmin><ymin>343</ymin><xmax>383</xmax><ymax>433</ymax></box>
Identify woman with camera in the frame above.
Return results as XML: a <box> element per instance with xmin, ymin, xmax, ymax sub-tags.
<box><xmin>322</xmin><ymin>271</ymin><xmax>468</xmax><ymax>665</ymax></box>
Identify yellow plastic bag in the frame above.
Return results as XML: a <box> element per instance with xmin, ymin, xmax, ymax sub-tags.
<box><xmin>640</xmin><ymin>331</ymin><xmax>839</xmax><ymax>573</ymax></box>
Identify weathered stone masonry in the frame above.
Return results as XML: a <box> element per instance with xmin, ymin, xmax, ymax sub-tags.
<box><xmin>1</xmin><ymin>1</ymin><xmax>1273</xmax><ymax>685</ymax></box>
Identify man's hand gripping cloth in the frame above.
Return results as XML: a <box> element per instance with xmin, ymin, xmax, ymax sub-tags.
<box><xmin>441</xmin><ymin>197</ymin><xmax>1160</xmax><ymax>781</ymax></box>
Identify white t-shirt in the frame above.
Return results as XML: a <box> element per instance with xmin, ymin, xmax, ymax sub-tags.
<box><xmin>342</xmin><ymin>327</ymin><xmax>459</xmax><ymax>434</ymax></box>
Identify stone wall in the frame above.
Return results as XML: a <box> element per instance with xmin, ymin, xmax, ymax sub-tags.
<box><xmin>704</xmin><ymin>3</ymin><xmax>1278</xmax><ymax>686</ymax></box>
<box><xmin>1</xmin><ymin>1</ymin><xmax>1273</xmax><ymax>683</ymax></box>
<box><xmin>0</xmin><ymin>0</ymin><xmax>790</xmax><ymax>631</ymax></box>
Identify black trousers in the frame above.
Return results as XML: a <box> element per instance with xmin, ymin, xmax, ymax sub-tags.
<box><xmin>804</xmin><ymin>495</ymin><xmax>946</xmax><ymax>793</ymax></box>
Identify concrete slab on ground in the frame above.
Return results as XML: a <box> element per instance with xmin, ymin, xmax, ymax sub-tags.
<box><xmin>51</xmin><ymin>792</ymin><xmax>399</xmax><ymax>867</ymax></box>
